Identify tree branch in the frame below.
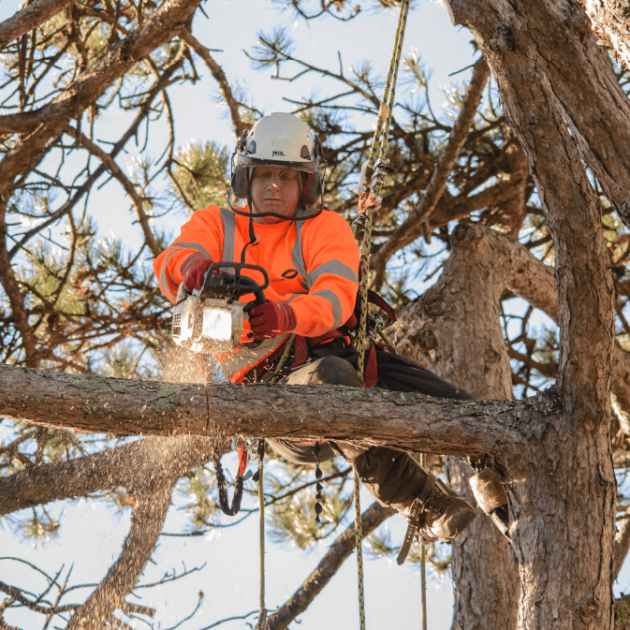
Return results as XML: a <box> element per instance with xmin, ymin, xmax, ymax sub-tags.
<box><xmin>371</xmin><ymin>56</ymin><xmax>491</xmax><ymax>288</ymax></box>
<box><xmin>64</xmin><ymin>125</ymin><xmax>161</xmax><ymax>257</ymax></box>
<box><xmin>65</xmin><ymin>475</ymin><xmax>178</xmax><ymax>629</ymax></box>
<box><xmin>0</xmin><ymin>363</ymin><xmax>536</xmax><ymax>460</ymax></box>
<box><xmin>0</xmin><ymin>0</ymin><xmax>202</xmax><ymax>198</ymax></box>
<box><xmin>0</xmin><ymin>0</ymin><xmax>77</xmax><ymax>49</ymax></box>
<box><xmin>267</xmin><ymin>502</ymin><xmax>395</xmax><ymax>630</ymax></box>
<box><xmin>0</xmin><ymin>435</ymin><xmax>225</xmax><ymax>517</ymax></box>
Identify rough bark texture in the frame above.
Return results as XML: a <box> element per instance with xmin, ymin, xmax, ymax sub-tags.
<box><xmin>65</xmin><ymin>475</ymin><xmax>178</xmax><ymax>629</ymax></box>
<box><xmin>391</xmin><ymin>223</ymin><xmax>520</xmax><ymax>630</ymax></box>
<box><xmin>445</xmin><ymin>0</ymin><xmax>630</xmax><ymax>231</ymax></box>
<box><xmin>0</xmin><ymin>0</ymin><xmax>77</xmax><ymax>48</ymax></box>
<box><xmin>0</xmin><ymin>363</ymin><xmax>534</xmax><ymax>458</ymax></box>
<box><xmin>444</xmin><ymin>1</ymin><xmax>617</xmax><ymax>628</ymax></box>
<box><xmin>0</xmin><ymin>436</ymin><xmax>225</xmax><ymax>517</ymax></box>
<box><xmin>583</xmin><ymin>0</ymin><xmax>630</xmax><ymax>73</ymax></box>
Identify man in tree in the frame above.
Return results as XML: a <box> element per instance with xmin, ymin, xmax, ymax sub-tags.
<box><xmin>154</xmin><ymin>111</ymin><xmax>481</xmax><ymax>557</ymax></box>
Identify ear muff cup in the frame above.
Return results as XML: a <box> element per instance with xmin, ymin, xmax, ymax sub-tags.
<box><xmin>304</xmin><ymin>173</ymin><xmax>322</xmax><ymax>206</ymax></box>
<box><xmin>232</xmin><ymin>164</ymin><xmax>248</xmax><ymax>199</ymax></box>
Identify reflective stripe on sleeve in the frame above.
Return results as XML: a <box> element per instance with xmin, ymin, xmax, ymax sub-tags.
<box><xmin>220</xmin><ymin>207</ymin><xmax>236</xmax><ymax>263</ymax></box>
<box><xmin>306</xmin><ymin>260</ymin><xmax>358</xmax><ymax>288</ymax></box>
<box><xmin>167</xmin><ymin>242</ymin><xmax>212</xmax><ymax>259</ymax></box>
<box><xmin>159</xmin><ymin>248</ymin><xmax>183</xmax><ymax>300</ymax></box>
<box><xmin>313</xmin><ymin>290</ymin><xmax>343</xmax><ymax>329</ymax></box>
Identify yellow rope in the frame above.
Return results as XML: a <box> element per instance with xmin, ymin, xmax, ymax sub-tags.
<box><xmin>354</xmin><ymin>469</ymin><xmax>366</xmax><ymax>630</ymax></box>
<box><xmin>356</xmin><ymin>0</ymin><xmax>411</xmax><ymax>380</ymax></box>
<box><xmin>256</xmin><ymin>442</ymin><xmax>268</xmax><ymax>630</ymax></box>
<box><xmin>420</xmin><ymin>453</ymin><xmax>427</xmax><ymax>630</ymax></box>
<box><xmin>269</xmin><ymin>333</ymin><xmax>296</xmax><ymax>385</ymax></box>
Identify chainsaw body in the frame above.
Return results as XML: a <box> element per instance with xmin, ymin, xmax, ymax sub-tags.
<box><xmin>171</xmin><ymin>262</ymin><xmax>268</xmax><ymax>354</ymax></box>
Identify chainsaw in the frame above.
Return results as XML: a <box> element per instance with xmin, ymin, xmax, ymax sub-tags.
<box><xmin>171</xmin><ymin>262</ymin><xmax>268</xmax><ymax>354</ymax></box>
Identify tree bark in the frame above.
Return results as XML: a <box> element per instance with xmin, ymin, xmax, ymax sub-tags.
<box><xmin>0</xmin><ymin>436</ymin><xmax>225</xmax><ymax>517</ymax></box>
<box><xmin>444</xmin><ymin>0</ymin><xmax>630</xmax><ymax>231</ymax></box>
<box><xmin>65</xmin><ymin>475</ymin><xmax>178</xmax><ymax>629</ymax></box>
<box><xmin>0</xmin><ymin>363</ymin><xmax>540</xmax><ymax>458</ymax></box>
<box><xmin>443</xmin><ymin>1</ymin><xmax>617</xmax><ymax>628</ymax></box>
<box><xmin>0</xmin><ymin>0</ymin><xmax>77</xmax><ymax>48</ymax></box>
<box><xmin>391</xmin><ymin>222</ymin><xmax>520</xmax><ymax>630</ymax></box>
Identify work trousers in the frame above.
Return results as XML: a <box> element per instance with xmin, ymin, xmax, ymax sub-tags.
<box><xmin>267</xmin><ymin>343</ymin><xmax>474</xmax><ymax>513</ymax></box>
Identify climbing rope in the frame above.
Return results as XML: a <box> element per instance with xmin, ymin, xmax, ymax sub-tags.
<box><xmin>269</xmin><ymin>333</ymin><xmax>297</xmax><ymax>385</ymax></box>
<box><xmin>255</xmin><ymin>440</ymin><xmax>268</xmax><ymax>630</ymax></box>
<box><xmin>356</xmin><ymin>0</ymin><xmax>411</xmax><ymax>379</ymax></box>
<box><xmin>354</xmin><ymin>469</ymin><xmax>366</xmax><ymax>630</ymax></box>
<box><xmin>420</xmin><ymin>453</ymin><xmax>428</xmax><ymax>630</ymax></box>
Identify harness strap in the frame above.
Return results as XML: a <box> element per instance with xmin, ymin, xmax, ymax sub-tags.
<box><xmin>397</xmin><ymin>472</ymin><xmax>438</xmax><ymax>565</ymax></box>
<box><xmin>364</xmin><ymin>342</ymin><xmax>379</xmax><ymax>388</ymax></box>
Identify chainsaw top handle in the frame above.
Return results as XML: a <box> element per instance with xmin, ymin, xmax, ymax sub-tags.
<box><xmin>200</xmin><ymin>262</ymin><xmax>268</xmax><ymax>307</ymax></box>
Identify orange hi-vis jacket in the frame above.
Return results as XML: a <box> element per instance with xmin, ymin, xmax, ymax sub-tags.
<box><xmin>154</xmin><ymin>205</ymin><xmax>360</xmax><ymax>382</ymax></box>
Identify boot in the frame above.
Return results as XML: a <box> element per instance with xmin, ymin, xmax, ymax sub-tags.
<box><xmin>469</xmin><ymin>468</ymin><xmax>510</xmax><ymax>537</ymax></box>
<box><xmin>397</xmin><ymin>470</ymin><xmax>476</xmax><ymax>564</ymax></box>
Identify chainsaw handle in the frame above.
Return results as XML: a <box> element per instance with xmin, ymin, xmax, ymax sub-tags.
<box><xmin>201</xmin><ymin>262</ymin><xmax>269</xmax><ymax>305</ymax></box>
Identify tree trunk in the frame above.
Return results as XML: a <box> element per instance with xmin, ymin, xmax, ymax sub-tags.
<box><xmin>392</xmin><ymin>223</ymin><xmax>520</xmax><ymax>630</ymax></box>
<box><xmin>443</xmin><ymin>1</ymin><xmax>617</xmax><ymax>627</ymax></box>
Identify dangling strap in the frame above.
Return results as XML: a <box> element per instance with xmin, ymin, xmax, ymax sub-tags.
<box><xmin>396</xmin><ymin>472</ymin><xmax>437</xmax><ymax>565</ymax></box>
<box><xmin>214</xmin><ymin>449</ymin><xmax>247</xmax><ymax>517</ymax></box>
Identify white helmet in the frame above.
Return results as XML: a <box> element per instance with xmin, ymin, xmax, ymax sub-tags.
<box><xmin>231</xmin><ymin>112</ymin><xmax>325</xmax><ymax>207</ymax></box>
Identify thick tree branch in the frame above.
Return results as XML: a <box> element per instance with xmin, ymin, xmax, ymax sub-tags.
<box><xmin>0</xmin><ymin>0</ymin><xmax>77</xmax><ymax>48</ymax></box>
<box><xmin>0</xmin><ymin>363</ymin><xmax>533</xmax><ymax>459</ymax></box>
<box><xmin>0</xmin><ymin>435</ymin><xmax>224</xmax><ymax>517</ymax></box>
<box><xmin>372</xmin><ymin>57</ymin><xmax>491</xmax><ymax>288</ymax></box>
<box><xmin>267</xmin><ymin>502</ymin><xmax>395</xmax><ymax>630</ymax></box>
<box><xmin>65</xmin><ymin>475</ymin><xmax>177</xmax><ymax>629</ymax></box>
<box><xmin>0</xmin><ymin>0</ymin><xmax>202</xmax><ymax>198</ymax></box>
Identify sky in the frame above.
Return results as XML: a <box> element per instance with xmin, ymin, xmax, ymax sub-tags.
<box><xmin>0</xmin><ymin>0</ymin><xmax>600</xmax><ymax>629</ymax></box>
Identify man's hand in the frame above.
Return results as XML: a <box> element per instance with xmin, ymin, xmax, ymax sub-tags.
<box><xmin>180</xmin><ymin>253</ymin><xmax>212</xmax><ymax>292</ymax></box>
<box><xmin>248</xmin><ymin>301</ymin><xmax>297</xmax><ymax>340</ymax></box>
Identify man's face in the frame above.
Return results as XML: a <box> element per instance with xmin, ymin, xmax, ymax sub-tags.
<box><xmin>250</xmin><ymin>166</ymin><xmax>302</xmax><ymax>218</ymax></box>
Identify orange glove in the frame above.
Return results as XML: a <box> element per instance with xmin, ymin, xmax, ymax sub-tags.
<box><xmin>180</xmin><ymin>253</ymin><xmax>212</xmax><ymax>292</ymax></box>
<box><xmin>248</xmin><ymin>301</ymin><xmax>297</xmax><ymax>340</ymax></box>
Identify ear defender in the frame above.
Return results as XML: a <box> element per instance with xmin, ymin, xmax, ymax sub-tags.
<box><xmin>232</xmin><ymin>164</ymin><xmax>248</xmax><ymax>199</ymax></box>
<box><xmin>303</xmin><ymin>173</ymin><xmax>322</xmax><ymax>206</ymax></box>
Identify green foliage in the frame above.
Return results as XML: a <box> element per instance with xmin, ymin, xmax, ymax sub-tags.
<box><xmin>171</xmin><ymin>141</ymin><xmax>231</xmax><ymax>212</ymax></box>
<box><xmin>266</xmin><ymin>460</ymin><xmax>353</xmax><ymax>549</ymax></box>
<box><xmin>179</xmin><ymin>466</ymin><xmax>220</xmax><ymax>532</ymax></box>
